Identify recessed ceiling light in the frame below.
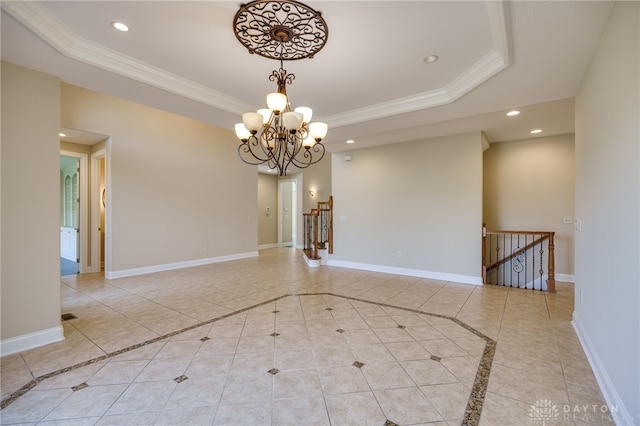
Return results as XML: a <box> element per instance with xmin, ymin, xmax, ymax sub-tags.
<box><xmin>346</xmin><ymin>140</ymin><xmax>355</xmax><ymax>144</ymax></box>
<box><xmin>111</xmin><ymin>21</ymin><xmax>129</xmax><ymax>32</ymax></box>
<box><xmin>530</xmin><ymin>129</ymin><xmax>542</xmax><ymax>134</ymax></box>
<box><xmin>423</xmin><ymin>55</ymin><xmax>439</xmax><ymax>63</ymax></box>
<box><xmin>506</xmin><ymin>110</ymin><xmax>520</xmax><ymax>116</ymax></box>
<box><xmin>59</xmin><ymin>133</ymin><xmax>66</xmax><ymax>137</ymax></box>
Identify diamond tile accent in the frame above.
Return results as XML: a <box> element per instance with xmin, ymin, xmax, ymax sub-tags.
<box><xmin>71</xmin><ymin>382</ymin><xmax>88</xmax><ymax>391</ymax></box>
<box><xmin>325</xmin><ymin>307</ymin><xmax>333</xmax><ymax>311</ymax></box>
<box><xmin>384</xmin><ymin>420</ymin><xmax>400</xmax><ymax>426</ymax></box>
<box><xmin>268</xmin><ymin>368</ymin><xmax>280</xmax><ymax>375</ymax></box>
<box><xmin>272</xmin><ymin>310</ymin><xmax>280</xmax><ymax>314</ymax></box>
<box><xmin>397</xmin><ymin>324</ymin><xmax>406</xmax><ymax>329</ymax></box>
<box><xmin>200</xmin><ymin>336</ymin><xmax>210</xmax><ymax>342</ymax></box>
<box><xmin>336</xmin><ymin>328</ymin><xmax>345</xmax><ymax>333</ymax></box>
<box><xmin>430</xmin><ymin>355</ymin><xmax>442</xmax><ymax>362</ymax></box>
<box><xmin>270</xmin><ymin>332</ymin><xmax>280</xmax><ymax>337</ymax></box>
<box><xmin>352</xmin><ymin>361</ymin><xmax>365</xmax><ymax>369</ymax></box>
<box><xmin>174</xmin><ymin>375</ymin><xmax>189</xmax><ymax>383</ymax></box>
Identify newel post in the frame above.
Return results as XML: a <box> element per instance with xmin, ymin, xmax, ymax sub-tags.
<box><xmin>547</xmin><ymin>232</ymin><xmax>556</xmax><ymax>293</ymax></box>
<box><xmin>328</xmin><ymin>195</ymin><xmax>334</xmax><ymax>254</ymax></box>
<box><xmin>312</xmin><ymin>214</ymin><xmax>319</xmax><ymax>260</ymax></box>
<box><xmin>482</xmin><ymin>223</ymin><xmax>487</xmax><ymax>284</ymax></box>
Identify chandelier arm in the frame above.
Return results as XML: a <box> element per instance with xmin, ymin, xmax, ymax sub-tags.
<box><xmin>289</xmin><ymin>141</ymin><xmax>325</xmax><ymax>168</ymax></box>
<box><xmin>309</xmin><ymin>142</ymin><xmax>326</xmax><ymax>163</ymax></box>
<box><xmin>280</xmin><ymin>131</ymin><xmax>303</xmax><ymax>172</ymax></box>
<box><xmin>238</xmin><ymin>136</ymin><xmax>271</xmax><ymax>165</ymax></box>
<box><xmin>271</xmin><ymin>133</ymin><xmax>288</xmax><ymax>175</ymax></box>
<box><xmin>285</xmin><ymin>130</ymin><xmax>309</xmax><ymax>168</ymax></box>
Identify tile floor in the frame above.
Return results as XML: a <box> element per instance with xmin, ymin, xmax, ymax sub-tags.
<box><xmin>0</xmin><ymin>248</ymin><xmax>614</xmax><ymax>425</ymax></box>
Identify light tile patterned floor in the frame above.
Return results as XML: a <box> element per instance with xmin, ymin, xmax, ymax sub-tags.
<box><xmin>1</xmin><ymin>248</ymin><xmax>614</xmax><ymax>425</ymax></box>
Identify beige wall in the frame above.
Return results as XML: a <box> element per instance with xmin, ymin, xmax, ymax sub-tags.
<box><xmin>332</xmin><ymin>132</ymin><xmax>483</xmax><ymax>281</ymax></box>
<box><xmin>483</xmin><ymin>134</ymin><xmax>575</xmax><ymax>276</ymax></box>
<box><xmin>257</xmin><ymin>173</ymin><xmax>278</xmax><ymax>247</ymax></box>
<box><xmin>299</xmin><ymin>154</ymin><xmax>332</xmax><ymax>215</ymax></box>
<box><xmin>574</xmin><ymin>1</ymin><xmax>639</xmax><ymax>420</ymax></box>
<box><xmin>60</xmin><ymin>83</ymin><xmax>258</xmax><ymax>274</ymax></box>
<box><xmin>1</xmin><ymin>62</ymin><xmax>62</xmax><ymax>343</ymax></box>
<box><xmin>60</xmin><ymin>141</ymin><xmax>92</xmax><ymax>154</ymax></box>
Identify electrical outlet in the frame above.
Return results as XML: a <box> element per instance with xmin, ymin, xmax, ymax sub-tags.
<box><xmin>396</xmin><ymin>251</ymin><xmax>402</xmax><ymax>258</ymax></box>
<box><xmin>563</xmin><ymin>216</ymin><xmax>573</xmax><ymax>224</ymax></box>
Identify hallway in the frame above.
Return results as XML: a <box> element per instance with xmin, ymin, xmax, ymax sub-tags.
<box><xmin>1</xmin><ymin>249</ymin><xmax>612</xmax><ymax>425</ymax></box>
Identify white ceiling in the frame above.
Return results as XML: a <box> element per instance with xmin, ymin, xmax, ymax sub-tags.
<box><xmin>1</xmin><ymin>1</ymin><xmax>613</xmax><ymax>151</ymax></box>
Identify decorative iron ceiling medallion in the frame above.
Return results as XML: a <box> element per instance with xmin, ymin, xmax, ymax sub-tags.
<box><xmin>233</xmin><ymin>0</ymin><xmax>328</xmax><ymax>61</ymax></box>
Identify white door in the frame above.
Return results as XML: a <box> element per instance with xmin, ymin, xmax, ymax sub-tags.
<box><xmin>278</xmin><ymin>179</ymin><xmax>297</xmax><ymax>247</ymax></box>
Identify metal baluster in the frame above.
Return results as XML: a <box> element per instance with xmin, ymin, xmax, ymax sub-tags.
<box><xmin>516</xmin><ymin>234</ymin><xmax>521</xmax><ymax>288</ymax></box>
<box><xmin>501</xmin><ymin>233</ymin><xmax>505</xmax><ymax>286</ymax></box>
<box><xmin>539</xmin><ymin>238</ymin><xmax>544</xmax><ymax>291</ymax></box>
<box><xmin>531</xmin><ymin>235</ymin><xmax>535</xmax><ymax>290</ymax></box>
<box><xmin>489</xmin><ymin>234</ymin><xmax>498</xmax><ymax>284</ymax></box>
<box><xmin>496</xmin><ymin>234</ymin><xmax>499</xmax><ymax>285</ymax></box>
<box><xmin>524</xmin><ymin>234</ymin><xmax>528</xmax><ymax>289</ymax></box>
<box><xmin>494</xmin><ymin>235</ymin><xmax>500</xmax><ymax>286</ymax></box>
<box><xmin>488</xmin><ymin>234</ymin><xmax>491</xmax><ymax>285</ymax></box>
<box><xmin>509</xmin><ymin>234</ymin><xmax>513</xmax><ymax>287</ymax></box>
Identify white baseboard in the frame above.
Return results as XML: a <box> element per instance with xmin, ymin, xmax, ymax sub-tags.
<box><xmin>326</xmin><ymin>259</ymin><xmax>483</xmax><ymax>285</ymax></box>
<box><xmin>556</xmin><ymin>273</ymin><xmax>575</xmax><ymax>283</ymax></box>
<box><xmin>572</xmin><ymin>311</ymin><xmax>634</xmax><ymax>425</ymax></box>
<box><xmin>106</xmin><ymin>251</ymin><xmax>259</xmax><ymax>279</ymax></box>
<box><xmin>1</xmin><ymin>326</ymin><xmax>65</xmax><ymax>357</ymax></box>
<box><xmin>258</xmin><ymin>243</ymin><xmax>280</xmax><ymax>250</ymax></box>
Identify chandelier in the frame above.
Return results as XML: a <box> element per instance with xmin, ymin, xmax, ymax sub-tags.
<box><xmin>233</xmin><ymin>0</ymin><xmax>329</xmax><ymax>176</ymax></box>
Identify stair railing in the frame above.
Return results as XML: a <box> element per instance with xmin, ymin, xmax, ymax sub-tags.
<box><xmin>303</xmin><ymin>196</ymin><xmax>333</xmax><ymax>260</ymax></box>
<box><xmin>482</xmin><ymin>224</ymin><xmax>556</xmax><ymax>292</ymax></box>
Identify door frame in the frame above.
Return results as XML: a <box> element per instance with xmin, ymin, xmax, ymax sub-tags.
<box><xmin>60</xmin><ymin>150</ymin><xmax>89</xmax><ymax>273</ymax></box>
<box><xmin>90</xmin><ymin>146</ymin><xmax>108</xmax><ymax>274</ymax></box>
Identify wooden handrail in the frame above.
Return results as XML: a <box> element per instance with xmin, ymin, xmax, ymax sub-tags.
<box><xmin>485</xmin><ymin>229</ymin><xmax>554</xmax><ymax>236</ymax></box>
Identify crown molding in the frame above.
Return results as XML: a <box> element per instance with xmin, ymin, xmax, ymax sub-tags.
<box><xmin>1</xmin><ymin>1</ymin><xmax>253</xmax><ymax>115</ymax></box>
<box><xmin>2</xmin><ymin>1</ymin><xmax>512</xmax><ymax>127</ymax></box>
<box><xmin>324</xmin><ymin>1</ymin><xmax>512</xmax><ymax>127</ymax></box>
<box><xmin>1</xmin><ymin>0</ymin><xmax>75</xmax><ymax>52</ymax></box>
<box><xmin>325</xmin><ymin>49</ymin><xmax>509</xmax><ymax>128</ymax></box>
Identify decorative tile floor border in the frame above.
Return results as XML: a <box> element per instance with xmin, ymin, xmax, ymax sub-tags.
<box><xmin>0</xmin><ymin>292</ymin><xmax>496</xmax><ymax>426</ymax></box>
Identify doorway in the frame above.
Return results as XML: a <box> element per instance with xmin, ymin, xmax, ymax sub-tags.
<box><xmin>60</xmin><ymin>155</ymin><xmax>80</xmax><ymax>275</ymax></box>
<box><xmin>278</xmin><ymin>174</ymin><xmax>302</xmax><ymax>248</ymax></box>
<box><xmin>59</xmin><ymin>150</ymin><xmax>89</xmax><ymax>275</ymax></box>
<box><xmin>60</xmin><ymin>128</ymin><xmax>109</xmax><ymax>275</ymax></box>
<box><xmin>279</xmin><ymin>180</ymin><xmax>295</xmax><ymax>246</ymax></box>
